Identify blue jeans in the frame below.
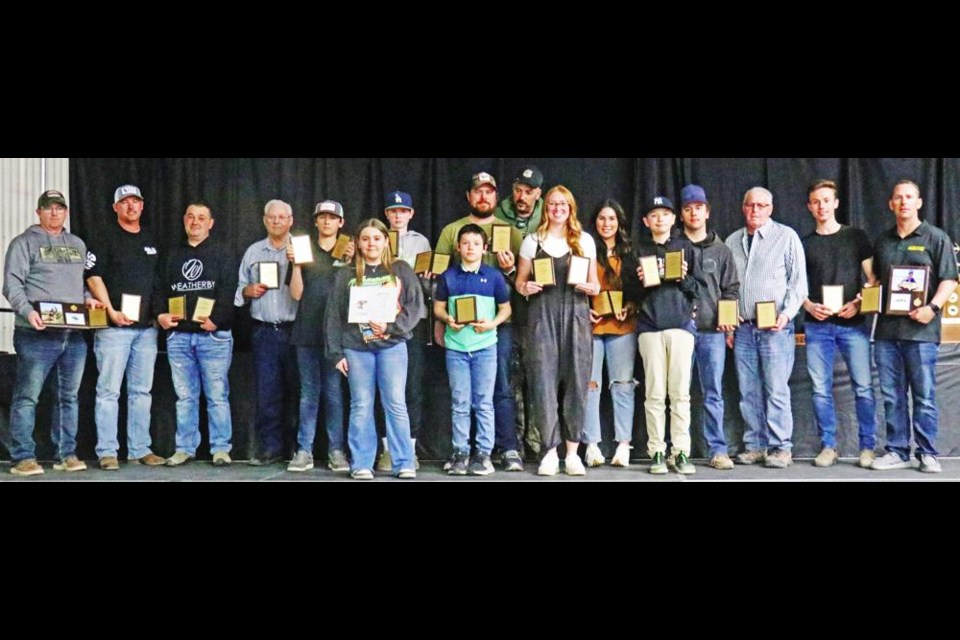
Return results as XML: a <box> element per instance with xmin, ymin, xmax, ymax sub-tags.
<box><xmin>584</xmin><ymin>332</ymin><xmax>637</xmax><ymax>445</ymax></box>
<box><xmin>805</xmin><ymin>321</ymin><xmax>877</xmax><ymax>450</ymax></box>
<box><xmin>8</xmin><ymin>328</ymin><xmax>87</xmax><ymax>462</ymax></box>
<box><xmin>874</xmin><ymin>339</ymin><xmax>939</xmax><ymax>460</ymax></box>
<box><xmin>446</xmin><ymin>345</ymin><xmax>497</xmax><ymax>455</ymax></box>
<box><xmin>296</xmin><ymin>346</ymin><xmax>346</xmax><ymax>455</ymax></box>
<box><xmin>694</xmin><ymin>330</ymin><xmax>729</xmax><ymax>457</ymax></box>
<box><xmin>166</xmin><ymin>331</ymin><xmax>234</xmax><ymax>456</ymax></box>
<box><xmin>94</xmin><ymin>327</ymin><xmax>159</xmax><ymax>459</ymax></box>
<box><xmin>251</xmin><ymin>325</ymin><xmax>298</xmax><ymax>457</ymax></box>
<box><xmin>733</xmin><ymin>322</ymin><xmax>796</xmax><ymax>452</ymax></box>
<box><xmin>494</xmin><ymin>323</ymin><xmax>519</xmax><ymax>451</ymax></box>
<box><xmin>345</xmin><ymin>343</ymin><xmax>414</xmax><ymax>472</ymax></box>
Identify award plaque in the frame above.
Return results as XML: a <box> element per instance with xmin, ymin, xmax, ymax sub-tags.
<box><xmin>567</xmin><ymin>255</ymin><xmax>590</xmax><ymax>286</ymax></box>
<box><xmin>533</xmin><ymin>257</ymin><xmax>556</xmax><ymax>287</ymax></box>
<box><xmin>946</xmin><ymin>291</ymin><xmax>960</xmax><ymax>319</ymax></box>
<box><xmin>192</xmin><ymin>297</ymin><xmax>216</xmax><ymax>323</ymax></box>
<box><xmin>886</xmin><ymin>265</ymin><xmax>930</xmax><ymax>316</ymax></box>
<box><xmin>414</xmin><ymin>251</ymin><xmax>433</xmax><ymax>274</ymax></box>
<box><xmin>88</xmin><ymin>307</ymin><xmax>108</xmax><ymax>328</ymax></box>
<box><xmin>663</xmin><ymin>250</ymin><xmax>684</xmax><ymax>281</ymax></box>
<box><xmin>454</xmin><ymin>296</ymin><xmax>478</xmax><ymax>324</ymax></box>
<box><xmin>491</xmin><ymin>225</ymin><xmax>512</xmax><ymax>253</ymax></box>
<box><xmin>331</xmin><ymin>234</ymin><xmax>352</xmax><ymax>261</ymax></box>
<box><xmin>387</xmin><ymin>230</ymin><xmax>399</xmax><ymax>256</ymax></box>
<box><xmin>592</xmin><ymin>292</ymin><xmax>614</xmax><ymax>317</ymax></box>
<box><xmin>822</xmin><ymin>285</ymin><xmax>844</xmax><ymax>314</ymax></box>
<box><xmin>34</xmin><ymin>301</ymin><xmax>101</xmax><ymax>329</ymax></box>
<box><xmin>718</xmin><ymin>299</ymin><xmax>740</xmax><ymax>328</ymax></box>
<box><xmin>943</xmin><ymin>290</ymin><xmax>960</xmax><ymax>344</ymax></box>
<box><xmin>755</xmin><ymin>301</ymin><xmax>778</xmax><ymax>329</ymax></box>
<box><xmin>859</xmin><ymin>285</ymin><xmax>882</xmax><ymax>315</ymax></box>
<box><xmin>291</xmin><ymin>235</ymin><xmax>314</xmax><ymax>265</ymax></box>
<box><xmin>257</xmin><ymin>262</ymin><xmax>280</xmax><ymax>289</ymax></box>
<box><xmin>609</xmin><ymin>290</ymin><xmax>624</xmax><ymax>316</ymax></box>
<box><xmin>120</xmin><ymin>294</ymin><xmax>141</xmax><ymax>322</ymax></box>
<box><xmin>168</xmin><ymin>295</ymin><xmax>186</xmax><ymax>319</ymax></box>
<box><xmin>431</xmin><ymin>253</ymin><xmax>451</xmax><ymax>276</ymax></box>
<box><xmin>639</xmin><ymin>255</ymin><xmax>661</xmax><ymax>287</ymax></box>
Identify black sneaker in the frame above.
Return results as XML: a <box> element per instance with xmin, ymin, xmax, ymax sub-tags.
<box><xmin>468</xmin><ymin>453</ymin><xmax>495</xmax><ymax>476</ymax></box>
<box><xmin>248</xmin><ymin>452</ymin><xmax>282</xmax><ymax>467</ymax></box>
<box><xmin>447</xmin><ymin>451</ymin><xmax>469</xmax><ymax>476</ymax></box>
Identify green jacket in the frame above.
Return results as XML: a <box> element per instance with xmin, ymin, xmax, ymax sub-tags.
<box><xmin>495</xmin><ymin>196</ymin><xmax>543</xmax><ymax>234</ymax></box>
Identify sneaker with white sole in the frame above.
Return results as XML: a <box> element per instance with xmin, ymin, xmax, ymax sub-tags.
<box><xmin>53</xmin><ymin>456</ymin><xmax>87</xmax><ymax>472</ymax></box>
<box><xmin>735</xmin><ymin>449</ymin><xmax>767</xmax><ymax>465</ymax></box>
<box><xmin>351</xmin><ymin>468</ymin><xmax>374</xmax><ymax>480</ymax></box>
<box><xmin>538</xmin><ymin>449</ymin><xmax>559</xmax><ymax>476</ymax></box>
<box><xmin>919</xmin><ymin>454</ymin><xmax>942</xmax><ymax>474</ymax></box>
<box><xmin>211</xmin><ymin>452</ymin><xmax>232</xmax><ymax>467</ymax></box>
<box><xmin>813</xmin><ymin>447</ymin><xmax>838</xmax><ymax>468</ymax></box>
<box><xmin>165</xmin><ymin>451</ymin><xmax>194</xmax><ymax>467</ymax></box>
<box><xmin>858</xmin><ymin>449</ymin><xmax>876</xmax><ymax>469</ymax></box>
<box><xmin>468</xmin><ymin>453</ymin><xmax>495</xmax><ymax>476</ymax></box>
<box><xmin>327</xmin><ymin>449</ymin><xmax>349</xmax><ymax>472</ymax></box>
<box><xmin>395</xmin><ymin>468</ymin><xmax>416</xmax><ymax>479</ymax></box>
<box><xmin>650</xmin><ymin>452</ymin><xmax>668</xmax><ymax>475</ymax></box>
<box><xmin>709</xmin><ymin>453</ymin><xmax>734</xmax><ymax>470</ymax></box>
<box><xmin>287</xmin><ymin>450</ymin><xmax>314</xmax><ymax>472</ymax></box>
<box><xmin>564</xmin><ymin>454</ymin><xmax>586</xmax><ymax>476</ymax></box>
<box><xmin>611</xmin><ymin>442</ymin><xmax>631</xmax><ymax>467</ymax></box>
<box><xmin>376</xmin><ymin>449</ymin><xmax>393</xmax><ymax>472</ymax></box>
<box><xmin>672</xmin><ymin>451</ymin><xmax>696</xmax><ymax>475</ymax></box>
<box><xmin>871</xmin><ymin>451</ymin><xmax>910</xmax><ymax>471</ymax></box>
<box><xmin>764</xmin><ymin>449</ymin><xmax>793</xmax><ymax>468</ymax></box>
<box><xmin>10</xmin><ymin>459</ymin><xmax>44</xmax><ymax>476</ymax></box>
<box><xmin>584</xmin><ymin>443</ymin><xmax>605</xmax><ymax>467</ymax></box>
<box><xmin>502</xmin><ymin>449</ymin><xmax>524</xmax><ymax>472</ymax></box>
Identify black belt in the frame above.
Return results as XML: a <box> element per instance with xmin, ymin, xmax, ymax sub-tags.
<box><xmin>252</xmin><ymin>319</ymin><xmax>294</xmax><ymax>330</ymax></box>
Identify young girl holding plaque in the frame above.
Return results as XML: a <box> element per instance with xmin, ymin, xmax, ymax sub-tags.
<box><xmin>325</xmin><ymin>219</ymin><xmax>425</xmax><ymax>480</ymax></box>
<box><xmin>515</xmin><ymin>186</ymin><xmax>600</xmax><ymax>476</ymax></box>
<box><xmin>584</xmin><ymin>199</ymin><xmax>638</xmax><ymax>468</ymax></box>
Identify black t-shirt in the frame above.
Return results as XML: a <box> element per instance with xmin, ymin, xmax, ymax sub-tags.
<box><xmin>874</xmin><ymin>221</ymin><xmax>959</xmax><ymax>343</ymax></box>
<box><xmin>291</xmin><ymin>247</ymin><xmax>341</xmax><ymax>347</ymax></box>
<box><xmin>84</xmin><ymin>223</ymin><xmax>160</xmax><ymax>327</ymax></box>
<box><xmin>802</xmin><ymin>225</ymin><xmax>873</xmax><ymax>326</ymax></box>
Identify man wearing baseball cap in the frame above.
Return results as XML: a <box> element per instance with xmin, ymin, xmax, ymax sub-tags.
<box><xmin>3</xmin><ymin>189</ymin><xmax>103</xmax><ymax>475</ymax></box>
<box><xmin>434</xmin><ymin>171</ymin><xmax>525</xmax><ymax>471</ymax></box>
<box><xmin>495</xmin><ymin>165</ymin><xmax>544</xmax><ymax>233</ymax></box>
<box><xmin>85</xmin><ymin>184</ymin><xmax>166</xmax><ymax>470</ymax></box>
<box><xmin>679</xmin><ymin>184</ymin><xmax>740</xmax><ymax>470</ymax></box>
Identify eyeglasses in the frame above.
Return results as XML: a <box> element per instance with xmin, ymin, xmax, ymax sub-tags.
<box><xmin>546</xmin><ymin>201</ymin><xmax>570</xmax><ymax>208</ymax></box>
<box><xmin>265</xmin><ymin>215</ymin><xmax>291</xmax><ymax>223</ymax></box>
<box><xmin>744</xmin><ymin>203</ymin><xmax>772</xmax><ymax>211</ymax></box>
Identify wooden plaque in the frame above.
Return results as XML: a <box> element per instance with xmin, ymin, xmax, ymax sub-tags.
<box><xmin>822</xmin><ymin>285</ymin><xmax>844</xmax><ymax>314</ymax></box>
<box><xmin>567</xmin><ymin>255</ymin><xmax>590</xmax><ymax>286</ymax></box>
<box><xmin>168</xmin><ymin>295</ymin><xmax>186</xmax><ymax>319</ymax></box>
<box><xmin>387</xmin><ymin>230</ymin><xmax>399</xmax><ymax>256</ymax></box>
<box><xmin>639</xmin><ymin>255</ymin><xmax>661</xmax><ymax>287</ymax></box>
<box><xmin>591</xmin><ymin>291</ymin><xmax>614</xmax><ymax>317</ymax></box>
<box><xmin>120</xmin><ymin>294</ymin><xmax>141</xmax><ymax>322</ymax></box>
<box><xmin>454</xmin><ymin>296</ymin><xmax>478</xmax><ymax>324</ymax></box>
<box><xmin>663</xmin><ymin>250</ymin><xmax>684</xmax><ymax>281</ymax></box>
<box><xmin>886</xmin><ymin>265</ymin><xmax>930</xmax><ymax>316</ymax></box>
<box><xmin>291</xmin><ymin>235</ymin><xmax>314</xmax><ymax>265</ymax></box>
<box><xmin>431</xmin><ymin>253</ymin><xmax>451</xmax><ymax>276</ymax></box>
<box><xmin>755</xmin><ymin>301</ymin><xmax>778</xmax><ymax>330</ymax></box>
<box><xmin>859</xmin><ymin>286</ymin><xmax>882</xmax><ymax>315</ymax></box>
<box><xmin>718</xmin><ymin>299</ymin><xmax>740</xmax><ymax>328</ymax></box>
<box><xmin>330</xmin><ymin>234</ymin><xmax>352</xmax><ymax>261</ymax></box>
<box><xmin>88</xmin><ymin>307</ymin><xmax>108</xmax><ymax>328</ymax></box>
<box><xmin>257</xmin><ymin>262</ymin><xmax>280</xmax><ymax>289</ymax></box>
<box><xmin>533</xmin><ymin>257</ymin><xmax>556</xmax><ymax>287</ymax></box>
<box><xmin>192</xmin><ymin>297</ymin><xmax>216</xmax><ymax>323</ymax></box>
<box><xmin>491</xmin><ymin>225</ymin><xmax>512</xmax><ymax>253</ymax></box>
<box><xmin>414</xmin><ymin>251</ymin><xmax>433</xmax><ymax>274</ymax></box>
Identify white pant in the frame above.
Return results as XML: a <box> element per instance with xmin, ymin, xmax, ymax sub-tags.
<box><xmin>638</xmin><ymin>329</ymin><xmax>695</xmax><ymax>457</ymax></box>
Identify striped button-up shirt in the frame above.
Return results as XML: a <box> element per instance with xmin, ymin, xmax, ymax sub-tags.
<box><xmin>725</xmin><ymin>219</ymin><xmax>807</xmax><ymax>321</ymax></box>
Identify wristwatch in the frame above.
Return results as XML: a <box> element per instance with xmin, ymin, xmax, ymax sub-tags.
<box><xmin>928</xmin><ymin>303</ymin><xmax>941</xmax><ymax>315</ymax></box>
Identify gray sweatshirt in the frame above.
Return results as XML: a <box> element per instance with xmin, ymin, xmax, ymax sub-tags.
<box><xmin>3</xmin><ymin>225</ymin><xmax>88</xmax><ymax>328</ymax></box>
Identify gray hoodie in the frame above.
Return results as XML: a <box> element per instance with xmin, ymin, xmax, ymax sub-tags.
<box><xmin>686</xmin><ymin>230</ymin><xmax>740</xmax><ymax>332</ymax></box>
<box><xmin>3</xmin><ymin>224</ymin><xmax>87</xmax><ymax>328</ymax></box>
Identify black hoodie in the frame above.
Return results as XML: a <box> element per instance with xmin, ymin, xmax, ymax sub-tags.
<box><xmin>152</xmin><ymin>236</ymin><xmax>237</xmax><ymax>332</ymax></box>
<box><xmin>624</xmin><ymin>229</ymin><xmax>700</xmax><ymax>333</ymax></box>
<box><xmin>686</xmin><ymin>230</ymin><xmax>740</xmax><ymax>332</ymax></box>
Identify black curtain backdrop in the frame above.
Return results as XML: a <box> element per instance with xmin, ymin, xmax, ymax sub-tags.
<box><xmin>36</xmin><ymin>157</ymin><xmax>957</xmax><ymax>462</ymax></box>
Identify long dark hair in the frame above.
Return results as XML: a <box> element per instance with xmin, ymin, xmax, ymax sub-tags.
<box><xmin>590</xmin><ymin>199</ymin><xmax>632</xmax><ymax>286</ymax></box>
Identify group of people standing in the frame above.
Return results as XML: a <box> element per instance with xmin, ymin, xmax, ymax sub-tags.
<box><xmin>2</xmin><ymin>170</ymin><xmax>957</xmax><ymax>479</ymax></box>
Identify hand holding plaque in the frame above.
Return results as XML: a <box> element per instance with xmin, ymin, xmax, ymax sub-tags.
<box><xmin>886</xmin><ymin>265</ymin><xmax>930</xmax><ymax>316</ymax></box>
<box><xmin>257</xmin><ymin>262</ymin><xmax>280</xmax><ymax>289</ymax></box>
<box><xmin>291</xmin><ymin>235</ymin><xmax>314</xmax><ymax>265</ymax></box>
<box><xmin>387</xmin><ymin>230</ymin><xmax>399</xmax><ymax>256</ymax></box>
<box><xmin>192</xmin><ymin>297</ymin><xmax>216</xmax><ymax>323</ymax></box>
<box><xmin>331</xmin><ymin>234</ymin><xmax>352</xmax><ymax>261</ymax></box>
<box><xmin>639</xmin><ymin>255</ymin><xmax>661</xmax><ymax>288</ymax></box>
<box><xmin>755</xmin><ymin>301</ymin><xmax>778</xmax><ymax>329</ymax></box>
<box><xmin>567</xmin><ymin>255</ymin><xmax>590</xmax><ymax>286</ymax></box>
<box><xmin>718</xmin><ymin>300</ymin><xmax>740</xmax><ymax>328</ymax></box>
<box><xmin>491</xmin><ymin>225</ymin><xmax>512</xmax><ymax>254</ymax></box>
<box><xmin>821</xmin><ymin>285</ymin><xmax>844</xmax><ymax>314</ymax></box>
<box><xmin>663</xmin><ymin>250</ymin><xmax>684</xmax><ymax>281</ymax></box>
<box><xmin>120</xmin><ymin>294</ymin><xmax>141</xmax><ymax>322</ymax></box>
<box><xmin>454</xmin><ymin>296</ymin><xmax>478</xmax><ymax>324</ymax></box>
<box><xmin>168</xmin><ymin>295</ymin><xmax>186</xmax><ymax>319</ymax></box>
<box><xmin>533</xmin><ymin>257</ymin><xmax>556</xmax><ymax>287</ymax></box>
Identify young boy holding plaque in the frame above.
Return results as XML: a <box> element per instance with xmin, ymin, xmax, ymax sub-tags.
<box><xmin>623</xmin><ymin>196</ymin><xmax>700</xmax><ymax>475</ymax></box>
<box><xmin>434</xmin><ymin>225</ymin><xmax>512</xmax><ymax>475</ymax></box>
<box><xmin>800</xmin><ymin>180</ymin><xmax>878</xmax><ymax>469</ymax></box>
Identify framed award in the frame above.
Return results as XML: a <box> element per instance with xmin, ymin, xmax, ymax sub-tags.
<box><xmin>168</xmin><ymin>295</ymin><xmax>186</xmax><ymax>319</ymax></box>
<box><xmin>257</xmin><ymin>261</ymin><xmax>280</xmax><ymax>289</ymax></box>
<box><xmin>718</xmin><ymin>299</ymin><xmax>740</xmax><ymax>328</ymax></box>
<box><xmin>331</xmin><ymin>234</ymin><xmax>352</xmax><ymax>261</ymax></box>
<box><xmin>88</xmin><ymin>307</ymin><xmax>108</xmax><ymax>328</ymax></box>
<box><xmin>291</xmin><ymin>235</ymin><xmax>314</xmax><ymax>265</ymax></box>
<box><xmin>387</xmin><ymin>230</ymin><xmax>399</xmax><ymax>256</ymax></box>
<box><xmin>192</xmin><ymin>297</ymin><xmax>216</xmax><ymax>323</ymax></box>
<box><xmin>756</xmin><ymin>301</ymin><xmax>778</xmax><ymax>329</ymax></box>
<box><xmin>491</xmin><ymin>225</ymin><xmax>512</xmax><ymax>253</ymax></box>
<box><xmin>609</xmin><ymin>290</ymin><xmax>624</xmax><ymax>316</ymax></box>
<box><xmin>859</xmin><ymin>285</ymin><xmax>882</xmax><ymax>315</ymax></box>
<box><xmin>591</xmin><ymin>291</ymin><xmax>614</xmax><ymax>317</ymax></box>
<box><xmin>821</xmin><ymin>285</ymin><xmax>844</xmax><ymax>314</ymax></box>
<box><xmin>567</xmin><ymin>255</ymin><xmax>590</xmax><ymax>286</ymax></box>
<box><xmin>533</xmin><ymin>257</ymin><xmax>556</xmax><ymax>286</ymax></box>
<box><xmin>414</xmin><ymin>251</ymin><xmax>433</xmax><ymax>274</ymax></box>
<box><xmin>120</xmin><ymin>294</ymin><xmax>141</xmax><ymax>322</ymax></box>
<box><xmin>431</xmin><ymin>253</ymin><xmax>451</xmax><ymax>276</ymax></box>
<box><xmin>663</xmin><ymin>250</ymin><xmax>684</xmax><ymax>281</ymax></box>
<box><xmin>886</xmin><ymin>265</ymin><xmax>930</xmax><ymax>316</ymax></box>
<box><xmin>639</xmin><ymin>255</ymin><xmax>661</xmax><ymax>288</ymax></box>
<box><xmin>33</xmin><ymin>301</ymin><xmax>100</xmax><ymax>329</ymax></box>
<box><xmin>454</xmin><ymin>296</ymin><xmax>478</xmax><ymax>324</ymax></box>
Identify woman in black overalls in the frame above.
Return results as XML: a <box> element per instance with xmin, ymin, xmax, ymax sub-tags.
<box><xmin>515</xmin><ymin>185</ymin><xmax>600</xmax><ymax>476</ymax></box>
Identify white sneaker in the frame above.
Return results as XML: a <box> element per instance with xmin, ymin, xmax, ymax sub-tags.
<box><xmin>584</xmin><ymin>443</ymin><xmax>605</xmax><ymax>467</ymax></box>
<box><xmin>564</xmin><ymin>454</ymin><xmax>586</xmax><ymax>476</ymax></box>
<box><xmin>538</xmin><ymin>449</ymin><xmax>559</xmax><ymax>476</ymax></box>
<box><xmin>919</xmin><ymin>454</ymin><xmax>942</xmax><ymax>474</ymax></box>
<box><xmin>871</xmin><ymin>451</ymin><xmax>911</xmax><ymax>471</ymax></box>
<box><xmin>611</xmin><ymin>442</ymin><xmax>631</xmax><ymax>467</ymax></box>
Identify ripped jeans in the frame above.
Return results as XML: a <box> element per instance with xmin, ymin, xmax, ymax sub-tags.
<box><xmin>583</xmin><ymin>332</ymin><xmax>638</xmax><ymax>445</ymax></box>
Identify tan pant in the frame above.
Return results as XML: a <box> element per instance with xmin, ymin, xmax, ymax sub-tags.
<box><xmin>638</xmin><ymin>329</ymin><xmax>695</xmax><ymax>457</ymax></box>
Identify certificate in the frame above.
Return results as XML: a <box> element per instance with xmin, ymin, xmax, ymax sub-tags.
<box><xmin>331</xmin><ymin>234</ymin><xmax>352</xmax><ymax>261</ymax></box>
<box><xmin>491</xmin><ymin>225</ymin><xmax>512</xmax><ymax>253</ymax></box>
<box><xmin>663</xmin><ymin>250</ymin><xmax>684</xmax><ymax>281</ymax></box>
<box><xmin>192</xmin><ymin>297</ymin><xmax>216</xmax><ymax>323</ymax></box>
<box><xmin>886</xmin><ymin>265</ymin><xmax>930</xmax><ymax>316</ymax></box>
<box><xmin>291</xmin><ymin>235</ymin><xmax>314</xmax><ymax>265</ymax></box>
<box><xmin>168</xmin><ymin>295</ymin><xmax>186</xmax><ymax>319</ymax></box>
<box><xmin>387</xmin><ymin>230</ymin><xmax>399</xmax><ymax>256</ymax></box>
<box><xmin>533</xmin><ymin>257</ymin><xmax>556</xmax><ymax>286</ymax></box>
<box><xmin>257</xmin><ymin>262</ymin><xmax>280</xmax><ymax>289</ymax></box>
<box><xmin>414</xmin><ymin>251</ymin><xmax>433</xmax><ymax>274</ymax></box>
<box><xmin>822</xmin><ymin>285</ymin><xmax>844</xmax><ymax>314</ymax></box>
<box><xmin>639</xmin><ymin>255</ymin><xmax>661</xmax><ymax>287</ymax></box>
<box><xmin>567</xmin><ymin>255</ymin><xmax>590</xmax><ymax>286</ymax></box>
<box><xmin>454</xmin><ymin>296</ymin><xmax>478</xmax><ymax>324</ymax></box>
<box><xmin>348</xmin><ymin>286</ymin><xmax>400</xmax><ymax>324</ymax></box>
<box><xmin>755</xmin><ymin>301</ymin><xmax>778</xmax><ymax>330</ymax></box>
<box><xmin>859</xmin><ymin>286</ymin><xmax>881</xmax><ymax>315</ymax></box>
<box><xmin>431</xmin><ymin>253</ymin><xmax>451</xmax><ymax>276</ymax></box>
<box><xmin>120</xmin><ymin>294</ymin><xmax>141</xmax><ymax>322</ymax></box>
<box><xmin>718</xmin><ymin>299</ymin><xmax>740</xmax><ymax>327</ymax></box>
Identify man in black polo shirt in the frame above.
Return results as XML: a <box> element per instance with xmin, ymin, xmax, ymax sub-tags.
<box><xmin>870</xmin><ymin>180</ymin><xmax>958</xmax><ymax>473</ymax></box>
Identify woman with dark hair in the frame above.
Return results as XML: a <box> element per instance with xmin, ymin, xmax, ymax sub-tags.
<box><xmin>325</xmin><ymin>219</ymin><xmax>425</xmax><ymax>480</ymax></box>
<box><xmin>583</xmin><ymin>199</ymin><xmax>638</xmax><ymax>468</ymax></box>
<box><xmin>515</xmin><ymin>185</ymin><xmax>600</xmax><ymax>476</ymax></box>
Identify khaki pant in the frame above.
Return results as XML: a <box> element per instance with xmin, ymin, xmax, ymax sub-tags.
<box><xmin>638</xmin><ymin>329</ymin><xmax>695</xmax><ymax>457</ymax></box>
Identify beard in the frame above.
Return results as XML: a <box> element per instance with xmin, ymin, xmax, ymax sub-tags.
<box><xmin>470</xmin><ymin>204</ymin><xmax>495</xmax><ymax>219</ymax></box>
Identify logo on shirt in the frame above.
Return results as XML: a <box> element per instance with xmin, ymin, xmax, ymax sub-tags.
<box><xmin>85</xmin><ymin>251</ymin><xmax>96</xmax><ymax>270</ymax></box>
<box><xmin>182</xmin><ymin>259</ymin><xmax>204</xmax><ymax>281</ymax></box>
<box><xmin>908</xmin><ymin>245</ymin><xmax>925</xmax><ymax>252</ymax></box>
<box><xmin>144</xmin><ymin>246</ymin><xmax>157</xmax><ymax>255</ymax></box>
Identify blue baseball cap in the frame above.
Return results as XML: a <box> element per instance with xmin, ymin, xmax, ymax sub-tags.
<box><xmin>681</xmin><ymin>184</ymin><xmax>708</xmax><ymax>207</ymax></box>
<box><xmin>385</xmin><ymin>191</ymin><xmax>413</xmax><ymax>210</ymax></box>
